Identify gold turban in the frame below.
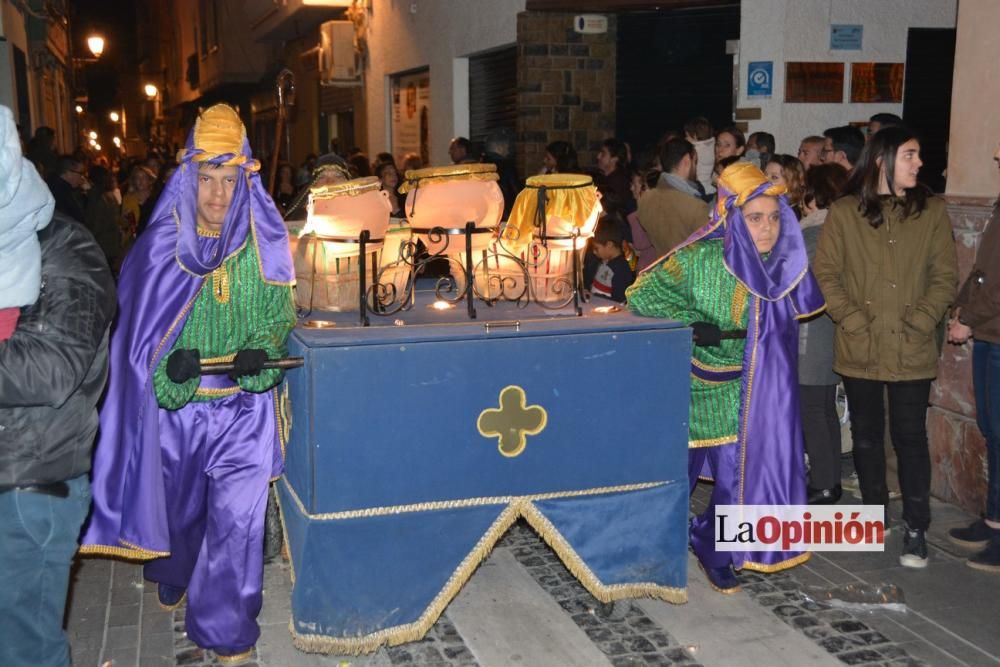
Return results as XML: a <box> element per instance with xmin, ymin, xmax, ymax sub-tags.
<box><xmin>176</xmin><ymin>103</ymin><xmax>260</xmax><ymax>171</ymax></box>
<box><xmin>714</xmin><ymin>161</ymin><xmax>786</xmax><ymax>220</ymax></box>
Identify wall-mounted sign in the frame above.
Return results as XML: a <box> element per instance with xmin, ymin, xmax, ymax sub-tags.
<box><xmin>574</xmin><ymin>14</ymin><xmax>608</xmax><ymax>34</ymax></box>
<box><xmin>831</xmin><ymin>24</ymin><xmax>863</xmax><ymax>50</ymax></box>
<box><xmin>785</xmin><ymin>62</ymin><xmax>845</xmax><ymax>103</ymax></box>
<box><xmin>747</xmin><ymin>61</ymin><xmax>773</xmax><ymax>97</ymax></box>
<box><xmin>850</xmin><ymin>63</ymin><xmax>905</xmax><ymax>103</ymax></box>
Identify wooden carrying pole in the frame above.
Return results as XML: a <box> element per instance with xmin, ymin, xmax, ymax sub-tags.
<box><xmin>267</xmin><ymin>69</ymin><xmax>296</xmax><ymax>193</ymax></box>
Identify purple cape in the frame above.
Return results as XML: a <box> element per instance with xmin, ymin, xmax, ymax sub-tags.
<box><xmin>82</xmin><ymin>135</ymin><xmax>293</xmax><ymax>558</ymax></box>
<box><xmin>672</xmin><ymin>181</ymin><xmax>825</xmax><ymax>571</ymax></box>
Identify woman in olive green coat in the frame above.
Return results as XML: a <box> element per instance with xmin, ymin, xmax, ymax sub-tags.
<box><xmin>813</xmin><ymin>125</ymin><xmax>957</xmax><ymax>569</ymax></box>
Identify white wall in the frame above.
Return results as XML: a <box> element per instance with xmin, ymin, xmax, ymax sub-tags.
<box><xmin>365</xmin><ymin>0</ymin><xmax>525</xmax><ymax>166</ymax></box>
<box><xmin>738</xmin><ymin>0</ymin><xmax>956</xmax><ymax>154</ymax></box>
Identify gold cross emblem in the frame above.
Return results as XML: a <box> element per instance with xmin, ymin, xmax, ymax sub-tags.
<box><xmin>477</xmin><ymin>385</ymin><xmax>548</xmax><ymax>458</ymax></box>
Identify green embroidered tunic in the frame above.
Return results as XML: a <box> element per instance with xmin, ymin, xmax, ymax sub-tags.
<box><xmin>627</xmin><ymin>239</ymin><xmax>748</xmax><ymax>447</ymax></box>
<box><xmin>153</xmin><ymin>241</ymin><xmax>297</xmax><ymax>410</ymax></box>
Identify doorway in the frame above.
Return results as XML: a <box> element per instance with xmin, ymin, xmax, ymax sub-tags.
<box><xmin>616</xmin><ymin>5</ymin><xmax>740</xmax><ymax>159</ymax></box>
<box><xmin>903</xmin><ymin>28</ymin><xmax>956</xmax><ymax>194</ymax></box>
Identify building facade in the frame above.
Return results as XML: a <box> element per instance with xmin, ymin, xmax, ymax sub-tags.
<box><xmin>0</xmin><ymin>0</ymin><xmax>74</xmax><ymax>153</ymax></box>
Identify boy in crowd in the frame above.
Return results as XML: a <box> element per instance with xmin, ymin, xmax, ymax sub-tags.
<box><xmin>584</xmin><ymin>213</ymin><xmax>636</xmax><ymax>304</ymax></box>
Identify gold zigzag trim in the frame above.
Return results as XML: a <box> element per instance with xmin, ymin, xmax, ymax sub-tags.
<box><xmin>280</xmin><ymin>479</ymin><xmax>667</xmax><ymax>521</ymax></box>
<box><xmin>520</xmin><ymin>502</ymin><xmax>688</xmax><ymax>605</ymax></box>
<box><xmin>289</xmin><ymin>503</ymin><xmax>521</xmax><ymax>655</ymax></box>
<box><xmin>287</xmin><ymin>490</ymin><xmax>687</xmax><ymax>655</ymax></box>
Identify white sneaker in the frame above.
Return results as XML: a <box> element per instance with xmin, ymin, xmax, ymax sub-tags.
<box><xmin>899</xmin><ymin>526</ymin><xmax>928</xmax><ymax>569</ymax></box>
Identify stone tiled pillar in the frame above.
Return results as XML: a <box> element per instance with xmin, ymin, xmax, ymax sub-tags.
<box><xmin>930</xmin><ymin>198</ymin><xmax>994</xmax><ymax>514</ymax></box>
<box><xmin>515</xmin><ymin>11</ymin><xmax>617</xmax><ymax>179</ymax></box>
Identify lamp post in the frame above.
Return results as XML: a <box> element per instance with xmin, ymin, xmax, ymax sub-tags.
<box><xmin>72</xmin><ymin>34</ymin><xmax>106</xmax><ymax>151</ymax></box>
<box><xmin>143</xmin><ymin>83</ymin><xmax>162</xmax><ymax>148</ymax></box>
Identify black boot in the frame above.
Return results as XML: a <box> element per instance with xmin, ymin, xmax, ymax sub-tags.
<box><xmin>807</xmin><ymin>484</ymin><xmax>842</xmax><ymax>505</ymax></box>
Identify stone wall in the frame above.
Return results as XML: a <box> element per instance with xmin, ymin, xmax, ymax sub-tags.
<box><xmin>515</xmin><ymin>11</ymin><xmax>617</xmax><ymax>179</ymax></box>
<box><xmin>930</xmin><ymin>197</ymin><xmax>995</xmax><ymax>513</ymax></box>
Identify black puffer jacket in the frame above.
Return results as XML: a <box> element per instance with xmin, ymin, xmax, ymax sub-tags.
<box><xmin>0</xmin><ymin>214</ymin><xmax>116</xmax><ymax>488</ymax></box>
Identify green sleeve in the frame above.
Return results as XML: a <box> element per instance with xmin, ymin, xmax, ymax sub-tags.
<box><xmin>153</xmin><ymin>353</ymin><xmax>200</xmax><ymax>410</ymax></box>
<box><xmin>237</xmin><ymin>284</ymin><xmax>297</xmax><ymax>393</ymax></box>
<box><xmin>626</xmin><ymin>252</ymin><xmax>696</xmax><ymax>323</ymax></box>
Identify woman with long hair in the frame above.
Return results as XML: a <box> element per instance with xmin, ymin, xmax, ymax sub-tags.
<box><xmin>376</xmin><ymin>162</ymin><xmax>405</xmax><ymax>217</ymax></box>
<box><xmin>814</xmin><ymin>126</ymin><xmax>958</xmax><ymax>568</ymax></box>
<box><xmin>542</xmin><ymin>140</ymin><xmax>579</xmax><ymax>174</ymax></box>
<box><xmin>765</xmin><ymin>154</ymin><xmax>806</xmax><ymax>218</ymax></box>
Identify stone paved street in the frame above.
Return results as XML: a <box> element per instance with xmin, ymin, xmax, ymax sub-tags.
<box><xmin>64</xmin><ymin>479</ymin><xmax>1000</xmax><ymax>667</ymax></box>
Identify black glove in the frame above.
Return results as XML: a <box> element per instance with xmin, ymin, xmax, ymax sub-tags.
<box><xmin>166</xmin><ymin>349</ymin><xmax>201</xmax><ymax>384</ymax></box>
<box><xmin>691</xmin><ymin>321</ymin><xmax>722</xmax><ymax>347</ymax></box>
<box><xmin>229</xmin><ymin>348</ymin><xmax>269</xmax><ymax>381</ymax></box>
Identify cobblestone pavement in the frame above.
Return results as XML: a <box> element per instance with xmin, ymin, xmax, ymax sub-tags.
<box><xmin>67</xmin><ymin>491</ymin><xmax>1000</xmax><ymax>666</ymax></box>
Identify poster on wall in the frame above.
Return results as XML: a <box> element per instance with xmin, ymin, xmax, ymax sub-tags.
<box><xmin>830</xmin><ymin>24</ymin><xmax>863</xmax><ymax>50</ymax></box>
<box><xmin>391</xmin><ymin>69</ymin><xmax>431</xmax><ymax>168</ymax></box>
<box><xmin>747</xmin><ymin>61</ymin><xmax>773</xmax><ymax>97</ymax></box>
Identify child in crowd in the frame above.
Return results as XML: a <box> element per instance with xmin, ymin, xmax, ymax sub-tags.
<box><xmin>584</xmin><ymin>213</ymin><xmax>636</xmax><ymax>303</ymax></box>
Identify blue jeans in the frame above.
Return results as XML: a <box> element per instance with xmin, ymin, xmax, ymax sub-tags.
<box><xmin>0</xmin><ymin>475</ymin><xmax>91</xmax><ymax>667</ymax></box>
<box><xmin>974</xmin><ymin>341</ymin><xmax>1000</xmax><ymax>521</ymax></box>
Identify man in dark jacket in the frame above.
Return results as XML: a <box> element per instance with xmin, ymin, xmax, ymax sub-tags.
<box><xmin>0</xmin><ymin>107</ymin><xmax>116</xmax><ymax>665</ymax></box>
<box><xmin>947</xmin><ymin>141</ymin><xmax>1000</xmax><ymax>571</ymax></box>
<box><xmin>44</xmin><ymin>155</ymin><xmax>88</xmax><ymax>224</ymax></box>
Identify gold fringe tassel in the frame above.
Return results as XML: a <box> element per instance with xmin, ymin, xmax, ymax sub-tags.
<box><xmin>284</xmin><ymin>485</ymin><xmax>687</xmax><ymax>655</ymax></box>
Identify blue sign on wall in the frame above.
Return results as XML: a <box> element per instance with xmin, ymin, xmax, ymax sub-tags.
<box><xmin>747</xmin><ymin>61</ymin><xmax>773</xmax><ymax>97</ymax></box>
<box><xmin>831</xmin><ymin>24</ymin><xmax>863</xmax><ymax>50</ymax></box>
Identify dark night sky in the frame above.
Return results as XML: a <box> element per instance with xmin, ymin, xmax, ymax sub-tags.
<box><xmin>71</xmin><ymin>0</ymin><xmax>138</xmax><ymax>113</ymax></box>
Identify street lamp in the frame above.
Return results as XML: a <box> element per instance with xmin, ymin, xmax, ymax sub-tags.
<box><xmin>109</xmin><ymin>111</ymin><xmax>120</xmax><ymax>122</ymax></box>
<box><xmin>144</xmin><ymin>83</ymin><xmax>159</xmax><ymax>99</ymax></box>
<box><xmin>75</xmin><ymin>105</ymin><xmax>83</xmax><ymax>114</ymax></box>
<box><xmin>87</xmin><ymin>35</ymin><xmax>105</xmax><ymax>59</ymax></box>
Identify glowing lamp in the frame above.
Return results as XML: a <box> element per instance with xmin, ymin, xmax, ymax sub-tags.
<box><xmin>87</xmin><ymin>35</ymin><xmax>105</xmax><ymax>58</ymax></box>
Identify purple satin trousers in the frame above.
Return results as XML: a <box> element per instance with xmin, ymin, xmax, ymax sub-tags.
<box><xmin>688</xmin><ymin>444</ymin><xmax>740</xmax><ymax>569</ymax></box>
<box><xmin>144</xmin><ymin>389</ymin><xmax>277</xmax><ymax>653</ymax></box>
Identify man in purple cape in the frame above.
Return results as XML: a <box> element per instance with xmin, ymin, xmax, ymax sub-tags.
<box><xmin>628</xmin><ymin>162</ymin><xmax>825</xmax><ymax>592</ymax></box>
<box><xmin>81</xmin><ymin>104</ymin><xmax>295</xmax><ymax>663</ymax></box>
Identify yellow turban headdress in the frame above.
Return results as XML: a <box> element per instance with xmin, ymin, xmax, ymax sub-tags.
<box><xmin>176</xmin><ymin>103</ymin><xmax>260</xmax><ymax>172</ymax></box>
<box><xmin>713</xmin><ymin>161</ymin><xmax>786</xmax><ymax>221</ymax></box>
